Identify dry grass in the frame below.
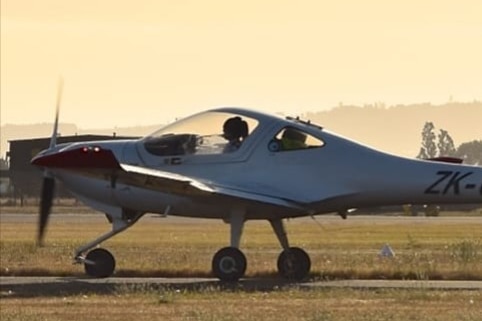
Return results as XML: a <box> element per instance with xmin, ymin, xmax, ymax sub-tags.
<box><xmin>1</xmin><ymin>209</ymin><xmax>482</xmax><ymax>321</ymax></box>
<box><xmin>1</xmin><ymin>287</ymin><xmax>481</xmax><ymax>321</ymax></box>
<box><xmin>0</xmin><ymin>212</ymin><xmax>481</xmax><ymax>280</ymax></box>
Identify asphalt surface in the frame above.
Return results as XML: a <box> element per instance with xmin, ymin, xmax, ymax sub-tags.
<box><xmin>1</xmin><ymin>276</ymin><xmax>481</xmax><ymax>298</ymax></box>
<box><xmin>1</xmin><ymin>212</ymin><xmax>481</xmax><ymax>225</ymax></box>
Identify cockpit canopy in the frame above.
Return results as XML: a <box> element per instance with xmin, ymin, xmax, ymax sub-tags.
<box><xmin>143</xmin><ymin>111</ymin><xmax>259</xmax><ymax>156</ymax></box>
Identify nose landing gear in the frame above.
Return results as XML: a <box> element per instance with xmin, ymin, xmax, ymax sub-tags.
<box><xmin>74</xmin><ymin>210</ymin><xmax>144</xmax><ymax>278</ymax></box>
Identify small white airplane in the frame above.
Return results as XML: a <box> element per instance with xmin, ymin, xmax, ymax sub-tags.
<box><xmin>32</xmin><ymin>104</ymin><xmax>482</xmax><ymax>281</ymax></box>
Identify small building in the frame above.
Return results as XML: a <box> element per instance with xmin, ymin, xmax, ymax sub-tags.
<box><xmin>7</xmin><ymin>134</ymin><xmax>137</xmax><ymax>201</ymax></box>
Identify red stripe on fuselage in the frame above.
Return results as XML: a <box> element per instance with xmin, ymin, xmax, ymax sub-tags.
<box><xmin>31</xmin><ymin>147</ymin><xmax>121</xmax><ymax>169</ymax></box>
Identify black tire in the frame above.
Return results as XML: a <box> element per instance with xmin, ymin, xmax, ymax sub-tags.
<box><xmin>84</xmin><ymin>248</ymin><xmax>116</xmax><ymax>278</ymax></box>
<box><xmin>212</xmin><ymin>247</ymin><xmax>247</xmax><ymax>282</ymax></box>
<box><xmin>277</xmin><ymin>247</ymin><xmax>311</xmax><ymax>281</ymax></box>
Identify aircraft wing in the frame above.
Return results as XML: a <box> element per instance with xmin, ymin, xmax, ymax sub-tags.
<box><xmin>118</xmin><ymin>164</ymin><xmax>307</xmax><ymax>211</ymax></box>
<box><xmin>32</xmin><ymin>146</ymin><xmax>308</xmax><ymax>213</ymax></box>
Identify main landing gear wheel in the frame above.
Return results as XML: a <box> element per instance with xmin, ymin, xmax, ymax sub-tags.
<box><xmin>212</xmin><ymin>247</ymin><xmax>247</xmax><ymax>282</ymax></box>
<box><xmin>277</xmin><ymin>247</ymin><xmax>311</xmax><ymax>281</ymax></box>
<box><xmin>84</xmin><ymin>248</ymin><xmax>116</xmax><ymax>278</ymax></box>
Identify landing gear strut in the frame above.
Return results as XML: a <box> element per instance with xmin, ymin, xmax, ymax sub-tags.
<box><xmin>74</xmin><ymin>210</ymin><xmax>143</xmax><ymax>278</ymax></box>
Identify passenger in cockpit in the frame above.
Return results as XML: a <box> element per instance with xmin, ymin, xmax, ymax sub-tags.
<box><xmin>281</xmin><ymin>128</ymin><xmax>307</xmax><ymax>150</ymax></box>
<box><xmin>222</xmin><ymin>116</ymin><xmax>249</xmax><ymax>153</ymax></box>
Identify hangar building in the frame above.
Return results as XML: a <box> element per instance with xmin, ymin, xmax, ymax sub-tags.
<box><xmin>6</xmin><ymin>135</ymin><xmax>137</xmax><ymax>202</ymax></box>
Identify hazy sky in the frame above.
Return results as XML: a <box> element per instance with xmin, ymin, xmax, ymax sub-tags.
<box><xmin>1</xmin><ymin>0</ymin><xmax>481</xmax><ymax>128</ymax></box>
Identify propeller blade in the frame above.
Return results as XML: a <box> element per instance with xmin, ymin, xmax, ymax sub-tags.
<box><xmin>37</xmin><ymin>78</ymin><xmax>62</xmax><ymax>246</ymax></box>
<box><xmin>50</xmin><ymin>77</ymin><xmax>63</xmax><ymax>149</ymax></box>
<box><xmin>38</xmin><ymin>176</ymin><xmax>55</xmax><ymax>246</ymax></box>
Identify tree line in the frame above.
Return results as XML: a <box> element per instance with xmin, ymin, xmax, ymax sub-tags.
<box><xmin>417</xmin><ymin>121</ymin><xmax>482</xmax><ymax>165</ymax></box>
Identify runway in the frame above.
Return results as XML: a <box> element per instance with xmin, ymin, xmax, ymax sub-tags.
<box><xmin>1</xmin><ymin>276</ymin><xmax>481</xmax><ymax>297</ymax></box>
<box><xmin>1</xmin><ymin>213</ymin><xmax>481</xmax><ymax>224</ymax></box>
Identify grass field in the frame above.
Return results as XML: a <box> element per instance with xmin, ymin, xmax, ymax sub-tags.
<box><xmin>1</xmin><ymin>211</ymin><xmax>481</xmax><ymax>280</ymax></box>
<box><xmin>1</xmin><ymin>207</ymin><xmax>481</xmax><ymax>321</ymax></box>
<box><xmin>1</xmin><ymin>287</ymin><xmax>481</xmax><ymax>321</ymax></box>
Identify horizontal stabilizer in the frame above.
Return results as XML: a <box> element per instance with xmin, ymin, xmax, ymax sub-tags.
<box><xmin>426</xmin><ymin>157</ymin><xmax>463</xmax><ymax>164</ymax></box>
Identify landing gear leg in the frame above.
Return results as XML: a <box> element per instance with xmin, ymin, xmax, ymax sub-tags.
<box><xmin>270</xmin><ymin>219</ymin><xmax>311</xmax><ymax>281</ymax></box>
<box><xmin>212</xmin><ymin>210</ymin><xmax>247</xmax><ymax>282</ymax></box>
<box><xmin>74</xmin><ymin>211</ymin><xmax>144</xmax><ymax>278</ymax></box>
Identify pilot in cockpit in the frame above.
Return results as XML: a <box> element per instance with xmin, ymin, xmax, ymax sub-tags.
<box><xmin>222</xmin><ymin>116</ymin><xmax>249</xmax><ymax>153</ymax></box>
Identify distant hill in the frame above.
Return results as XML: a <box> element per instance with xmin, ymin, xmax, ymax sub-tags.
<box><xmin>1</xmin><ymin>102</ymin><xmax>481</xmax><ymax>159</ymax></box>
<box><xmin>303</xmin><ymin>102</ymin><xmax>482</xmax><ymax>156</ymax></box>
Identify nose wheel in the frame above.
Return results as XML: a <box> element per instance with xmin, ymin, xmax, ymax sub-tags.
<box><xmin>277</xmin><ymin>247</ymin><xmax>311</xmax><ymax>280</ymax></box>
<box><xmin>212</xmin><ymin>247</ymin><xmax>247</xmax><ymax>282</ymax></box>
<box><xmin>83</xmin><ymin>248</ymin><xmax>116</xmax><ymax>278</ymax></box>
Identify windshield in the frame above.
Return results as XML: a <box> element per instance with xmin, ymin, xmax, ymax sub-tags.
<box><xmin>143</xmin><ymin>111</ymin><xmax>259</xmax><ymax>156</ymax></box>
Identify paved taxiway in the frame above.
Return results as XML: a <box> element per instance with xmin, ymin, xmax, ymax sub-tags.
<box><xmin>1</xmin><ymin>277</ymin><xmax>481</xmax><ymax>298</ymax></box>
<box><xmin>1</xmin><ymin>212</ymin><xmax>482</xmax><ymax>225</ymax></box>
